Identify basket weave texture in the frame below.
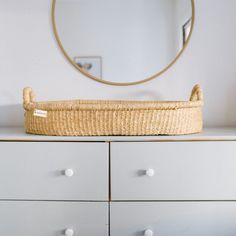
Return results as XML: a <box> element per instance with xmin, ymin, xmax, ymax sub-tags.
<box><xmin>23</xmin><ymin>85</ymin><xmax>203</xmax><ymax>136</ymax></box>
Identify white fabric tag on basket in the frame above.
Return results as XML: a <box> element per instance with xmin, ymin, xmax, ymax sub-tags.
<box><xmin>33</xmin><ymin>109</ymin><xmax>48</xmax><ymax>118</ymax></box>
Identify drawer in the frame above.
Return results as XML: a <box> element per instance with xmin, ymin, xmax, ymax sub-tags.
<box><xmin>0</xmin><ymin>142</ymin><xmax>108</xmax><ymax>200</ymax></box>
<box><xmin>111</xmin><ymin>202</ymin><xmax>236</xmax><ymax>236</ymax></box>
<box><xmin>111</xmin><ymin>142</ymin><xmax>236</xmax><ymax>200</ymax></box>
<box><xmin>0</xmin><ymin>201</ymin><xmax>108</xmax><ymax>236</ymax></box>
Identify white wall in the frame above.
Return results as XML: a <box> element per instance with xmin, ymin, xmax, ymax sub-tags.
<box><xmin>0</xmin><ymin>0</ymin><xmax>236</xmax><ymax>127</ymax></box>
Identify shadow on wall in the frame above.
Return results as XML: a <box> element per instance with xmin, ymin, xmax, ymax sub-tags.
<box><xmin>117</xmin><ymin>90</ymin><xmax>163</xmax><ymax>101</ymax></box>
<box><xmin>224</xmin><ymin>82</ymin><xmax>236</xmax><ymax>126</ymax></box>
<box><xmin>204</xmin><ymin>80</ymin><xmax>236</xmax><ymax>127</ymax></box>
<box><xmin>0</xmin><ymin>104</ymin><xmax>24</xmax><ymax>127</ymax></box>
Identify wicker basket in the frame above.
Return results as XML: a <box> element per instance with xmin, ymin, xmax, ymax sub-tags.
<box><xmin>23</xmin><ymin>85</ymin><xmax>203</xmax><ymax>136</ymax></box>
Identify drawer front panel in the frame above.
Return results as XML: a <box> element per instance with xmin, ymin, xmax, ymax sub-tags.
<box><xmin>0</xmin><ymin>201</ymin><xmax>108</xmax><ymax>236</ymax></box>
<box><xmin>111</xmin><ymin>202</ymin><xmax>236</xmax><ymax>236</ymax></box>
<box><xmin>0</xmin><ymin>142</ymin><xmax>108</xmax><ymax>200</ymax></box>
<box><xmin>111</xmin><ymin>142</ymin><xmax>236</xmax><ymax>200</ymax></box>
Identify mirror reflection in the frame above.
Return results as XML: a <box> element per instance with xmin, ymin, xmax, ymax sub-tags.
<box><xmin>54</xmin><ymin>0</ymin><xmax>194</xmax><ymax>85</ymax></box>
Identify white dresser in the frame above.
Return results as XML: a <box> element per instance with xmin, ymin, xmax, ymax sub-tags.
<box><xmin>1</xmin><ymin>127</ymin><xmax>236</xmax><ymax>236</ymax></box>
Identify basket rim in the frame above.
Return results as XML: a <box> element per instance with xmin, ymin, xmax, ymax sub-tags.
<box><xmin>23</xmin><ymin>84</ymin><xmax>204</xmax><ymax>111</ymax></box>
<box><xmin>24</xmin><ymin>99</ymin><xmax>203</xmax><ymax>111</ymax></box>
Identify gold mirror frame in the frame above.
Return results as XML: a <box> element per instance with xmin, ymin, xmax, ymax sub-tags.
<box><xmin>52</xmin><ymin>0</ymin><xmax>195</xmax><ymax>86</ymax></box>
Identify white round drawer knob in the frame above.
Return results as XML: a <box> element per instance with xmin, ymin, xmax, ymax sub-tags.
<box><xmin>144</xmin><ymin>229</ymin><xmax>153</xmax><ymax>236</ymax></box>
<box><xmin>65</xmin><ymin>228</ymin><xmax>74</xmax><ymax>236</ymax></box>
<box><xmin>146</xmin><ymin>168</ymin><xmax>155</xmax><ymax>177</ymax></box>
<box><xmin>64</xmin><ymin>169</ymin><xmax>74</xmax><ymax>177</ymax></box>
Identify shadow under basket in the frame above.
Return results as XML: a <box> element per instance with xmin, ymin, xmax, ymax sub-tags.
<box><xmin>23</xmin><ymin>85</ymin><xmax>203</xmax><ymax>136</ymax></box>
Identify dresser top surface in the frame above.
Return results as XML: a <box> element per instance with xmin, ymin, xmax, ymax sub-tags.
<box><xmin>0</xmin><ymin>127</ymin><xmax>236</xmax><ymax>142</ymax></box>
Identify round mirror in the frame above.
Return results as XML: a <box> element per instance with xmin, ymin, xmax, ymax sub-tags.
<box><xmin>52</xmin><ymin>0</ymin><xmax>195</xmax><ymax>86</ymax></box>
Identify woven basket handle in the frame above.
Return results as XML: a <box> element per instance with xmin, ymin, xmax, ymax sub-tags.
<box><xmin>190</xmin><ymin>85</ymin><xmax>203</xmax><ymax>102</ymax></box>
<box><xmin>23</xmin><ymin>87</ymin><xmax>35</xmax><ymax>105</ymax></box>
